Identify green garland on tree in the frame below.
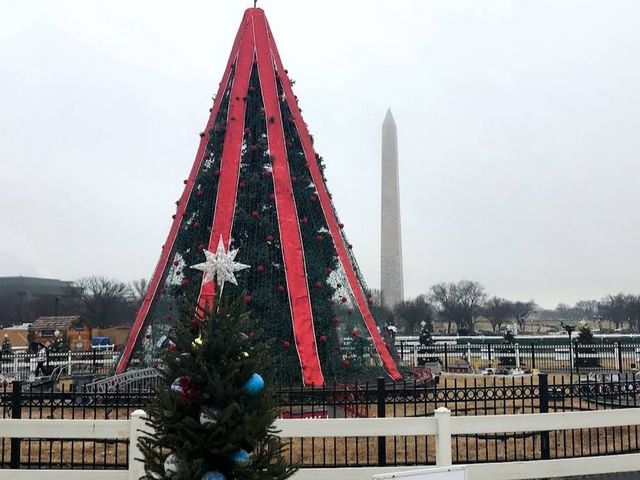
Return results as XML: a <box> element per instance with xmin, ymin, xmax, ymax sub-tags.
<box><xmin>139</xmin><ymin>294</ymin><xmax>295</xmax><ymax>480</ymax></box>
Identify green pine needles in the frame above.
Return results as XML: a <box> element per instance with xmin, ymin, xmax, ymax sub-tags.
<box><xmin>139</xmin><ymin>294</ymin><xmax>296</xmax><ymax>480</ymax></box>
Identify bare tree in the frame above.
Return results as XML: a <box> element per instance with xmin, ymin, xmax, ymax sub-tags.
<box><xmin>429</xmin><ymin>280</ymin><xmax>486</xmax><ymax>334</ymax></box>
<box><xmin>76</xmin><ymin>276</ymin><xmax>135</xmax><ymax>327</ymax></box>
<box><xmin>394</xmin><ymin>295</ymin><xmax>433</xmax><ymax>335</ymax></box>
<box><xmin>482</xmin><ymin>297</ymin><xmax>512</xmax><ymax>332</ymax></box>
<box><xmin>368</xmin><ymin>289</ymin><xmax>395</xmax><ymax>328</ymax></box>
<box><xmin>131</xmin><ymin>278</ymin><xmax>149</xmax><ymax>302</ymax></box>
<box><xmin>510</xmin><ymin>300</ymin><xmax>536</xmax><ymax>333</ymax></box>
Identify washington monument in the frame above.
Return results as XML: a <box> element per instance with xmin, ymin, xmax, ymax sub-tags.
<box><xmin>381</xmin><ymin>109</ymin><xmax>404</xmax><ymax>308</ymax></box>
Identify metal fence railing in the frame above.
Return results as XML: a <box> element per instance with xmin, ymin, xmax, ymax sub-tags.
<box><xmin>395</xmin><ymin>342</ymin><xmax>640</xmax><ymax>374</ymax></box>
<box><xmin>0</xmin><ymin>350</ymin><xmax>118</xmax><ymax>382</ymax></box>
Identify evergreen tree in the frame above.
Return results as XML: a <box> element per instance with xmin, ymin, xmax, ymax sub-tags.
<box><xmin>1</xmin><ymin>335</ymin><xmax>12</xmax><ymax>354</ymax></box>
<box><xmin>498</xmin><ymin>330</ymin><xmax>517</xmax><ymax>366</ymax></box>
<box><xmin>576</xmin><ymin>323</ymin><xmax>599</xmax><ymax>368</ymax></box>
<box><xmin>139</xmin><ymin>294</ymin><xmax>295</xmax><ymax>480</ymax></box>
<box><xmin>121</xmin><ymin>8</ymin><xmax>401</xmax><ymax>385</ymax></box>
<box><xmin>50</xmin><ymin>330</ymin><xmax>70</xmax><ymax>353</ymax></box>
<box><xmin>417</xmin><ymin>320</ymin><xmax>439</xmax><ymax>366</ymax></box>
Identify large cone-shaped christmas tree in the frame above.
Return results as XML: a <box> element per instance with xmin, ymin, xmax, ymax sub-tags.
<box><xmin>117</xmin><ymin>8</ymin><xmax>401</xmax><ymax>386</ymax></box>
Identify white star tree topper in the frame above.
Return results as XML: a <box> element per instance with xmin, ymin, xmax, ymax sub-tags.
<box><xmin>191</xmin><ymin>236</ymin><xmax>250</xmax><ymax>293</ymax></box>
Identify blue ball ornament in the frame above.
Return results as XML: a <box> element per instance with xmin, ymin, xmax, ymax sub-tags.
<box><xmin>201</xmin><ymin>471</ymin><xmax>226</xmax><ymax>480</ymax></box>
<box><xmin>230</xmin><ymin>448</ymin><xmax>250</xmax><ymax>468</ymax></box>
<box><xmin>242</xmin><ymin>373</ymin><xmax>264</xmax><ymax>396</ymax></box>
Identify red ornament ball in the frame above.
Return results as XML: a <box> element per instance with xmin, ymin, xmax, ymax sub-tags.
<box><xmin>309</xmin><ymin>195</ymin><xmax>316</xmax><ymax>202</ymax></box>
<box><xmin>342</xmin><ymin>359</ymin><xmax>350</xmax><ymax>367</ymax></box>
<box><xmin>332</xmin><ymin>317</ymin><xmax>340</xmax><ymax>324</ymax></box>
<box><xmin>239</xmin><ymin>182</ymin><xmax>246</xmax><ymax>188</ymax></box>
<box><xmin>315</xmin><ymin>153</ymin><xmax>320</xmax><ymax>159</ymax></box>
<box><xmin>283</xmin><ymin>340</ymin><xmax>291</xmax><ymax>348</ymax></box>
<box><xmin>214</xmin><ymin>169</ymin><xmax>221</xmax><ymax>176</ymax></box>
<box><xmin>316</xmin><ymin>235</ymin><xmax>323</xmax><ymax>242</ymax></box>
<box><xmin>250</xmin><ymin>145</ymin><xmax>258</xmax><ymax>151</ymax></box>
<box><xmin>248</xmin><ymin>331</ymin><xmax>256</xmax><ymax>338</ymax></box>
<box><xmin>314</xmin><ymin>281</ymin><xmax>322</xmax><ymax>288</ymax></box>
<box><xmin>172</xmin><ymin>214</ymin><xmax>176</xmax><ymax>219</ymax></box>
<box><xmin>269</xmin><ymin>193</ymin><xmax>276</xmax><ymax>201</ymax></box>
<box><xmin>396</xmin><ymin>353</ymin><xmax>401</xmax><ymax>359</ymax></box>
<box><xmin>197</xmin><ymin>189</ymin><xmax>203</xmax><ymax>197</ymax></box>
<box><xmin>341</xmin><ymin>297</ymin><xmax>347</xmax><ymax>303</ymax></box>
<box><xmin>351</xmin><ymin>330</ymin><xmax>358</xmax><ymax>337</ymax></box>
<box><xmin>198</xmin><ymin>244</ymin><xmax>205</xmax><ymax>250</ymax></box>
<box><xmin>169</xmin><ymin>343</ymin><xmax>177</xmax><ymax>351</ymax></box>
<box><xmin>181</xmin><ymin>279</ymin><xmax>189</xmax><ymax>286</ymax></box>
<box><xmin>278</xmin><ymin>285</ymin><xmax>285</xmax><ymax>293</ymax></box>
<box><xmin>338</xmin><ymin>223</ymin><xmax>344</xmax><ymax>229</ymax></box>
<box><xmin>251</xmin><ymin>211</ymin><xmax>259</xmax><ymax>218</ymax></box>
<box><xmin>262</xmin><ymin>170</ymin><xmax>270</xmax><ymax>177</ymax></box>
<box><xmin>326</xmin><ymin>268</ymin><xmax>333</xmax><ymax>274</ymax></box>
<box><xmin>301</xmin><ymin>217</ymin><xmax>308</xmax><ymax>224</ymax></box>
<box><xmin>244</xmin><ymin>127</ymin><xmax>251</xmax><ymax>134</ymax></box>
<box><xmin>167</xmin><ymin>314</ymin><xmax>173</xmax><ymax>321</ymax></box>
<box><xmin>291</xmin><ymin>176</ymin><xmax>297</xmax><ymax>183</ymax></box>
<box><xmin>266</xmin><ymin>235</ymin><xmax>274</xmax><ymax>242</ymax></box>
<box><xmin>348</xmin><ymin>244</ymin><xmax>353</xmax><ymax>250</ymax></box>
<box><xmin>183</xmin><ymin>179</ymin><xmax>188</xmax><ymax>184</ymax></box>
<box><xmin>244</xmin><ymin>296</ymin><xmax>252</xmax><ymax>304</ymax></box>
<box><xmin>173</xmin><ymin>260</ymin><xmax>179</xmax><ymax>266</ymax></box>
<box><xmin>319</xmin><ymin>335</ymin><xmax>327</xmax><ymax>343</ymax></box>
<box><xmin>368</xmin><ymin>298</ymin><xmax>374</xmax><ymax>305</ymax></box>
<box><xmin>193</xmin><ymin>222</ymin><xmax>200</xmax><ymax>229</ymax></box>
<box><xmin>256</xmin><ymin>265</ymin><xmax>264</xmax><ymax>272</ymax></box>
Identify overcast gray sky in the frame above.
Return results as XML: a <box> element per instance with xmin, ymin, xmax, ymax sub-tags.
<box><xmin>1</xmin><ymin>0</ymin><xmax>639</xmax><ymax>308</ymax></box>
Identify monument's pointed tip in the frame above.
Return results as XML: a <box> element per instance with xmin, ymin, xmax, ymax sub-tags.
<box><xmin>383</xmin><ymin>108</ymin><xmax>395</xmax><ymax>125</ymax></box>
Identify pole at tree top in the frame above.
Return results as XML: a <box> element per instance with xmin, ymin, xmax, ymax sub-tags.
<box><xmin>254</xmin><ymin>0</ymin><xmax>257</xmax><ymax>7</ymax></box>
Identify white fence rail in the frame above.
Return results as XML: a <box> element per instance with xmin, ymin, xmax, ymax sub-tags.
<box><xmin>1</xmin><ymin>408</ymin><xmax>639</xmax><ymax>479</ymax></box>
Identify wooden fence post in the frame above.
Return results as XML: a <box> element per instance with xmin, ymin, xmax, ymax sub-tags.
<box><xmin>434</xmin><ymin>407</ymin><xmax>452</xmax><ymax>467</ymax></box>
<box><xmin>129</xmin><ymin>409</ymin><xmax>147</xmax><ymax>480</ymax></box>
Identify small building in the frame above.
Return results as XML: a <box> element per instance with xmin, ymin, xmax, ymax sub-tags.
<box><xmin>448</xmin><ymin>357</ymin><xmax>472</xmax><ymax>374</ymax></box>
<box><xmin>31</xmin><ymin>316</ymin><xmax>92</xmax><ymax>351</ymax></box>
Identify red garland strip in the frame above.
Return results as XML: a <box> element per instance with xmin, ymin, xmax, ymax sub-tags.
<box><xmin>254</xmin><ymin>11</ymin><xmax>324</xmax><ymax>387</ymax></box>
<box><xmin>266</xmin><ymin>21</ymin><xmax>402</xmax><ymax>381</ymax></box>
<box><xmin>197</xmin><ymin>14</ymin><xmax>255</xmax><ymax>309</ymax></box>
<box><xmin>116</xmin><ymin>12</ymin><xmax>252</xmax><ymax>374</ymax></box>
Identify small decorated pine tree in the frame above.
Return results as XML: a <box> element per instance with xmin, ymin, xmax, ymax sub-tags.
<box><xmin>576</xmin><ymin>323</ymin><xmax>599</xmax><ymax>368</ymax></box>
<box><xmin>498</xmin><ymin>330</ymin><xmax>517</xmax><ymax>367</ymax></box>
<box><xmin>1</xmin><ymin>335</ymin><xmax>12</xmax><ymax>362</ymax></box>
<box><xmin>139</xmin><ymin>293</ymin><xmax>295</xmax><ymax>480</ymax></box>
<box><xmin>417</xmin><ymin>320</ymin><xmax>439</xmax><ymax>366</ymax></box>
<box><xmin>50</xmin><ymin>330</ymin><xmax>70</xmax><ymax>353</ymax></box>
<box><xmin>2</xmin><ymin>335</ymin><xmax>12</xmax><ymax>354</ymax></box>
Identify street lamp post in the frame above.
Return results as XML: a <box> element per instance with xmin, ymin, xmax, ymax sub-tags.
<box><xmin>563</xmin><ymin>323</ymin><xmax>576</xmax><ymax>380</ymax></box>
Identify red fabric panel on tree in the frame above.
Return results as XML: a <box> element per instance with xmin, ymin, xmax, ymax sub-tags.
<box><xmin>266</xmin><ymin>23</ymin><xmax>402</xmax><ymax>382</ymax></box>
<box><xmin>115</xmin><ymin>12</ymin><xmax>252</xmax><ymax>374</ymax></box>
<box><xmin>254</xmin><ymin>11</ymin><xmax>324</xmax><ymax>387</ymax></box>
<box><xmin>197</xmin><ymin>15</ymin><xmax>255</xmax><ymax>309</ymax></box>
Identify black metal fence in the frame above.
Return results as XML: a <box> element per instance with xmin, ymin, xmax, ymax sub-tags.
<box><xmin>396</xmin><ymin>341</ymin><xmax>640</xmax><ymax>374</ymax></box>
<box><xmin>0</xmin><ymin>381</ymin><xmax>152</xmax><ymax>469</ymax></box>
<box><xmin>0</xmin><ymin>350</ymin><xmax>118</xmax><ymax>382</ymax></box>
<box><xmin>277</xmin><ymin>372</ymin><xmax>640</xmax><ymax>467</ymax></box>
<box><xmin>2</xmin><ymin>372</ymin><xmax>640</xmax><ymax>469</ymax></box>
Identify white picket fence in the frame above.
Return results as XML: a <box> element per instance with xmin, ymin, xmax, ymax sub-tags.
<box><xmin>1</xmin><ymin>408</ymin><xmax>640</xmax><ymax>479</ymax></box>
